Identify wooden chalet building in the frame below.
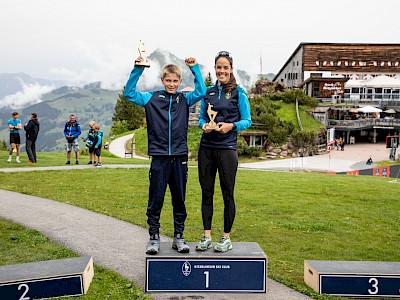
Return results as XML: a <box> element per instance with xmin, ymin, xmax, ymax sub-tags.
<box><xmin>273</xmin><ymin>43</ymin><xmax>400</xmax><ymax>102</ymax></box>
<box><xmin>274</xmin><ymin>43</ymin><xmax>400</xmax><ymax>146</ymax></box>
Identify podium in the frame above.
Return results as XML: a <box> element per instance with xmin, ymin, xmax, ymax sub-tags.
<box><xmin>305</xmin><ymin>260</ymin><xmax>400</xmax><ymax>298</ymax></box>
<box><xmin>146</xmin><ymin>242</ymin><xmax>267</xmax><ymax>293</ymax></box>
<box><xmin>0</xmin><ymin>256</ymin><xmax>94</xmax><ymax>299</ymax></box>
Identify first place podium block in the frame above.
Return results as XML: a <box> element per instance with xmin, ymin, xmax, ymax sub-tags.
<box><xmin>0</xmin><ymin>256</ymin><xmax>94</xmax><ymax>299</ymax></box>
<box><xmin>305</xmin><ymin>260</ymin><xmax>400</xmax><ymax>298</ymax></box>
<box><xmin>146</xmin><ymin>242</ymin><xmax>267</xmax><ymax>293</ymax></box>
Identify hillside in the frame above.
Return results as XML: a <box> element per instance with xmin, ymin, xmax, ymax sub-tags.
<box><xmin>0</xmin><ymin>83</ymin><xmax>117</xmax><ymax>152</ymax></box>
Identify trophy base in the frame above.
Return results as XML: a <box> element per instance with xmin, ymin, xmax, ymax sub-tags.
<box><xmin>205</xmin><ymin>124</ymin><xmax>219</xmax><ymax>130</ymax></box>
<box><xmin>135</xmin><ymin>62</ymin><xmax>150</xmax><ymax>68</ymax></box>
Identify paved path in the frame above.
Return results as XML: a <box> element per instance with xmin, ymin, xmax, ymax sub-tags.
<box><xmin>109</xmin><ymin>133</ymin><xmax>148</xmax><ymax>160</ymax></box>
<box><xmin>0</xmin><ymin>189</ymin><xmax>311</xmax><ymax>299</ymax></box>
<box><xmin>240</xmin><ymin>142</ymin><xmax>390</xmax><ymax>172</ymax></box>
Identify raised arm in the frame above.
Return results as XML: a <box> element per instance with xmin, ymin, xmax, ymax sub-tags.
<box><xmin>184</xmin><ymin>58</ymin><xmax>206</xmax><ymax>106</ymax></box>
<box><xmin>123</xmin><ymin>57</ymin><xmax>153</xmax><ymax>107</ymax></box>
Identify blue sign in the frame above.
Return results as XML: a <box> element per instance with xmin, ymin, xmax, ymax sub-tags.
<box><xmin>146</xmin><ymin>258</ymin><xmax>266</xmax><ymax>292</ymax></box>
<box><xmin>321</xmin><ymin>275</ymin><xmax>400</xmax><ymax>297</ymax></box>
<box><xmin>0</xmin><ymin>275</ymin><xmax>84</xmax><ymax>299</ymax></box>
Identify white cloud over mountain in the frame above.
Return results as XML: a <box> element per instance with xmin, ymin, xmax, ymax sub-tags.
<box><xmin>0</xmin><ymin>83</ymin><xmax>53</xmax><ymax>109</ymax></box>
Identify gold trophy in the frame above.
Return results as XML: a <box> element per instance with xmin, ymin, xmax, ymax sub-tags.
<box><xmin>205</xmin><ymin>103</ymin><xmax>219</xmax><ymax>130</ymax></box>
<box><xmin>135</xmin><ymin>40</ymin><xmax>150</xmax><ymax>68</ymax></box>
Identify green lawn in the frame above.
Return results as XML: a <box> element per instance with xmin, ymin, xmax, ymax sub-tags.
<box><xmin>0</xmin><ymin>152</ymin><xmax>399</xmax><ymax>300</ymax></box>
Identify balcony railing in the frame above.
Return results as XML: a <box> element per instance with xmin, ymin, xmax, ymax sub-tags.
<box><xmin>328</xmin><ymin>118</ymin><xmax>400</xmax><ymax>129</ymax></box>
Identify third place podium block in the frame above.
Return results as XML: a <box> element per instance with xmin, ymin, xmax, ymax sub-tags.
<box><xmin>146</xmin><ymin>242</ymin><xmax>267</xmax><ymax>293</ymax></box>
<box><xmin>305</xmin><ymin>260</ymin><xmax>400</xmax><ymax>298</ymax></box>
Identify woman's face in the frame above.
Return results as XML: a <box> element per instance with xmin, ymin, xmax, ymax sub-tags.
<box><xmin>214</xmin><ymin>57</ymin><xmax>233</xmax><ymax>85</ymax></box>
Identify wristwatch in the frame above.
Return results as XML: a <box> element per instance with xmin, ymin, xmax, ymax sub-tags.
<box><xmin>232</xmin><ymin>123</ymin><xmax>237</xmax><ymax>130</ymax></box>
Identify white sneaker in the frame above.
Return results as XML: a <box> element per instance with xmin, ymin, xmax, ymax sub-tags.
<box><xmin>7</xmin><ymin>158</ymin><xmax>12</xmax><ymax>163</ymax></box>
<box><xmin>16</xmin><ymin>159</ymin><xmax>21</xmax><ymax>163</ymax></box>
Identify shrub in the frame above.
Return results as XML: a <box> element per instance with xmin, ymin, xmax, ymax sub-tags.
<box><xmin>237</xmin><ymin>136</ymin><xmax>262</xmax><ymax>157</ymax></box>
<box><xmin>0</xmin><ymin>139</ymin><xmax>7</xmax><ymax>151</ymax></box>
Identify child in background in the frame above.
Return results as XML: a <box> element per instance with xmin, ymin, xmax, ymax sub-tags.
<box><xmin>93</xmin><ymin>124</ymin><xmax>103</xmax><ymax>167</ymax></box>
<box><xmin>83</xmin><ymin>121</ymin><xmax>96</xmax><ymax>165</ymax></box>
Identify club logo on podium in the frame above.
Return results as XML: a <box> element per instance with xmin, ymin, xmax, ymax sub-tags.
<box><xmin>182</xmin><ymin>261</ymin><xmax>191</xmax><ymax>277</ymax></box>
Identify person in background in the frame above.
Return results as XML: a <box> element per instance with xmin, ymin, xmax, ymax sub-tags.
<box><xmin>7</xmin><ymin>112</ymin><xmax>22</xmax><ymax>163</ymax></box>
<box><xmin>64</xmin><ymin>114</ymin><xmax>81</xmax><ymax>164</ymax></box>
<box><xmin>124</xmin><ymin>55</ymin><xmax>206</xmax><ymax>255</ymax></box>
<box><xmin>83</xmin><ymin>120</ymin><xmax>96</xmax><ymax>165</ymax></box>
<box><xmin>93</xmin><ymin>124</ymin><xmax>103</xmax><ymax>167</ymax></box>
<box><xmin>24</xmin><ymin>112</ymin><xmax>40</xmax><ymax>164</ymax></box>
<box><xmin>196</xmin><ymin>51</ymin><xmax>252</xmax><ymax>253</ymax></box>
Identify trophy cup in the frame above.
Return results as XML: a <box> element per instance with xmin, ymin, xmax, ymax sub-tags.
<box><xmin>135</xmin><ymin>40</ymin><xmax>150</xmax><ymax>68</ymax></box>
<box><xmin>205</xmin><ymin>103</ymin><xmax>219</xmax><ymax>130</ymax></box>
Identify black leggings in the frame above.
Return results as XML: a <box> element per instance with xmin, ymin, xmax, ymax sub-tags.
<box><xmin>198</xmin><ymin>148</ymin><xmax>238</xmax><ymax>233</ymax></box>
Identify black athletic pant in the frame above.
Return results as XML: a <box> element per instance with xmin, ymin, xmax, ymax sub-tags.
<box><xmin>26</xmin><ymin>139</ymin><xmax>37</xmax><ymax>163</ymax></box>
<box><xmin>198</xmin><ymin>148</ymin><xmax>238</xmax><ymax>233</ymax></box>
<box><xmin>147</xmin><ymin>155</ymin><xmax>188</xmax><ymax>237</ymax></box>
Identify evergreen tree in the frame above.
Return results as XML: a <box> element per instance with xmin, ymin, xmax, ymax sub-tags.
<box><xmin>112</xmin><ymin>89</ymin><xmax>145</xmax><ymax>133</ymax></box>
<box><xmin>204</xmin><ymin>72</ymin><xmax>213</xmax><ymax>87</ymax></box>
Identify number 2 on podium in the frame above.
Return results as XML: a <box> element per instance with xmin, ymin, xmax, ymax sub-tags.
<box><xmin>18</xmin><ymin>283</ymin><xmax>30</xmax><ymax>300</ymax></box>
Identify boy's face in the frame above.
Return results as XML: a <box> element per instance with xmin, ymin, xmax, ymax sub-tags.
<box><xmin>12</xmin><ymin>114</ymin><xmax>18</xmax><ymax>120</ymax></box>
<box><xmin>161</xmin><ymin>72</ymin><xmax>182</xmax><ymax>94</ymax></box>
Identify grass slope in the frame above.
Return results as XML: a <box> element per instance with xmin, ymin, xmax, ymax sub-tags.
<box><xmin>276</xmin><ymin>102</ymin><xmax>324</xmax><ymax>132</ymax></box>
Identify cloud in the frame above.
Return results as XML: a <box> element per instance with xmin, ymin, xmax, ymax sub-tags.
<box><xmin>0</xmin><ymin>83</ymin><xmax>53</xmax><ymax>109</ymax></box>
<box><xmin>140</xmin><ymin>59</ymin><xmax>162</xmax><ymax>90</ymax></box>
<box><xmin>47</xmin><ymin>42</ymin><xmax>172</xmax><ymax>92</ymax></box>
<box><xmin>48</xmin><ymin>42</ymin><xmax>135</xmax><ymax>91</ymax></box>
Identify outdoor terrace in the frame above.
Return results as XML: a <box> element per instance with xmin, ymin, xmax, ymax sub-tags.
<box><xmin>328</xmin><ymin>118</ymin><xmax>400</xmax><ymax>129</ymax></box>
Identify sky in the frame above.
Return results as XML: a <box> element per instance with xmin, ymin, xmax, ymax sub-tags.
<box><xmin>1</xmin><ymin>0</ymin><xmax>400</xmax><ymax>93</ymax></box>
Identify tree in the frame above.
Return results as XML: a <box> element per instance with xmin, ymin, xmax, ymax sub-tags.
<box><xmin>110</xmin><ymin>120</ymin><xmax>130</xmax><ymax>136</ymax></box>
<box><xmin>112</xmin><ymin>89</ymin><xmax>145</xmax><ymax>133</ymax></box>
<box><xmin>204</xmin><ymin>72</ymin><xmax>213</xmax><ymax>87</ymax></box>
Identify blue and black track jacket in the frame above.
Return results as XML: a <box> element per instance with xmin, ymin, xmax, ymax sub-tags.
<box><xmin>63</xmin><ymin>121</ymin><xmax>81</xmax><ymax>139</ymax></box>
<box><xmin>84</xmin><ymin>128</ymin><xmax>95</xmax><ymax>142</ymax></box>
<box><xmin>198</xmin><ymin>83</ymin><xmax>252</xmax><ymax>150</ymax></box>
<box><xmin>94</xmin><ymin>131</ymin><xmax>103</xmax><ymax>148</ymax></box>
<box><xmin>124</xmin><ymin>64</ymin><xmax>206</xmax><ymax>156</ymax></box>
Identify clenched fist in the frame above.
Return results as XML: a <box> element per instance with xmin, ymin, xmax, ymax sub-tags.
<box><xmin>184</xmin><ymin>57</ymin><xmax>197</xmax><ymax>67</ymax></box>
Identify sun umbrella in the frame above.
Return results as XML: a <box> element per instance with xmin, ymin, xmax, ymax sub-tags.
<box><xmin>384</xmin><ymin>108</ymin><xmax>397</xmax><ymax>114</ymax></box>
<box><xmin>357</xmin><ymin>106</ymin><xmax>382</xmax><ymax>113</ymax></box>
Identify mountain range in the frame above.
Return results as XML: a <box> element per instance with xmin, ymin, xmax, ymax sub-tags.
<box><xmin>0</xmin><ymin>49</ymin><xmax>275</xmax><ymax>152</ymax></box>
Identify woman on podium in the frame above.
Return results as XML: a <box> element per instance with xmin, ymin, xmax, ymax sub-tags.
<box><xmin>196</xmin><ymin>51</ymin><xmax>252</xmax><ymax>252</ymax></box>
